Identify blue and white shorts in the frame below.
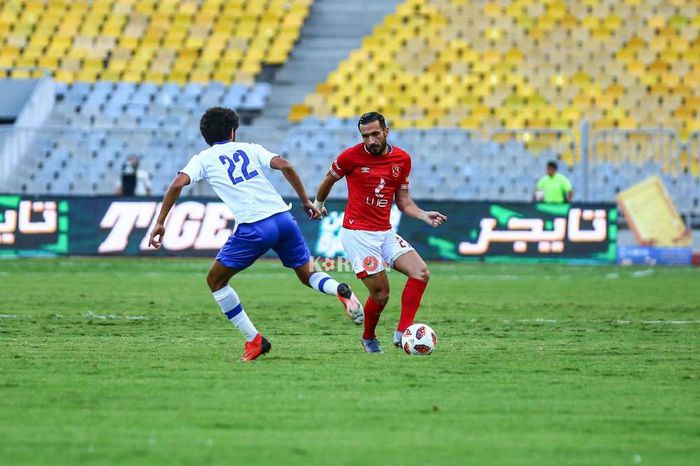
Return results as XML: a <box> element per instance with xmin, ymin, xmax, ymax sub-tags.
<box><xmin>216</xmin><ymin>211</ymin><xmax>311</xmax><ymax>270</ymax></box>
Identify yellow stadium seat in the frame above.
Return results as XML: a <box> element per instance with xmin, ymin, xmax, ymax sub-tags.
<box><xmin>36</xmin><ymin>55</ymin><xmax>59</xmax><ymax>69</ymax></box>
<box><xmin>122</xmin><ymin>70</ymin><xmax>143</xmax><ymax>83</ymax></box>
<box><xmin>289</xmin><ymin>104</ymin><xmax>312</xmax><ymax>122</ymax></box>
<box><xmin>144</xmin><ymin>70</ymin><xmax>166</xmax><ymax>85</ymax></box>
<box><xmin>189</xmin><ymin>70</ymin><xmax>211</xmax><ymax>84</ymax></box>
<box><xmin>299</xmin><ymin>0</ymin><xmax>700</xmax><ymax>133</ymax></box>
<box><xmin>231</xmin><ymin>70</ymin><xmax>253</xmax><ymax>85</ymax></box>
<box><xmin>53</xmin><ymin>70</ymin><xmax>75</xmax><ymax>82</ymax></box>
<box><xmin>212</xmin><ymin>68</ymin><xmax>234</xmax><ymax>84</ymax></box>
<box><xmin>75</xmin><ymin>68</ymin><xmax>99</xmax><ymax>83</ymax></box>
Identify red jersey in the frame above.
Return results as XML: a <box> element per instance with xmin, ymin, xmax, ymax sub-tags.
<box><xmin>329</xmin><ymin>143</ymin><xmax>411</xmax><ymax>231</ymax></box>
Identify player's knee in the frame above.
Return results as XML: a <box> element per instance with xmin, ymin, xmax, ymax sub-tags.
<box><xmin>206</xmin><ymin>273</ymin><xmax>227</xmax><ymax>292</ymax></box>
<box><xmin>371</xmin><ymin>289</ymin><xmax>390</xmax><ymax>307</ymax></box>
<box><xmin>417</xmin><ymin>266</ymin><xmax>430</xmax><ymax>283</ymax></box>
<box><xmin>297</xmin><ymin>273</ymin><xmax>311</xmax><ymax>287</ymax></box>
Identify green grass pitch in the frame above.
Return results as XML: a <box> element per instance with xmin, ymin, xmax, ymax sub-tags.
<box><xmin>0</xmin><ymin>258</ymin><xmax>698</xmax><ymax>465</ymax></box>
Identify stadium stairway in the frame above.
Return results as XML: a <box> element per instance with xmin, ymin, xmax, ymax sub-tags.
<box><xmin>248</xmin><ymin>0</ymin><xmax>403</xmax><ymax>147</ymax></box>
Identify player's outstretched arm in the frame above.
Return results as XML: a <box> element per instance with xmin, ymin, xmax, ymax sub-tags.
<box><xmin>313</xmin><ymin>173</ymin><xmax>339</xmax><ymax>217</ymax></box>
<box><xmin>148</xmin><ymin>173</ymin><xmax>190</xmax><ymax>249</ymax></box>
<box><xmin>270</xmin><ymin>156</ymin><xmax>321</xmax><ymax>220</ymax></box>
<box><xmin>395</xmin><ymin>189</ymin><xmax>447</xmax><ymax>228</ymax></box>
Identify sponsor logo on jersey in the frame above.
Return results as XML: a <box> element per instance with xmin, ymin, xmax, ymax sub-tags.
<box><xmin>366</xmin><ymin>178</ymin><xmax>389</xmax><ymax>207</ymax></box>
<box><xmin>361</xmin><ymin>167</ymin><xmax>370</xmax><ymax>173</ymax></box>
<box><xmin>374</xmin><ymin>178</ymin><xmax>386</xmax><ymax>198</ymax></box>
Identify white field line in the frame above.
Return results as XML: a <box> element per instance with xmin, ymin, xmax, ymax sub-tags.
<box><xmin>142</xmin><ymin>272</ymin><xmax>287</xmax><ymax>279</ymax></box>
<box><xmin>500</xmin><ymin>319</ymin><xmax>560</xmax><ymax>323</ymax></box>
<box><xmin>446</xmin><ymin>274</ymin><xmax>573</xmax><ymax>281</ymax></box>
<box><xmin>616</xmin><ymin>319</ymin><xmax>700</xmax><ymax>325</ymax></box>
<box><xmin>502</xmin><ymin>318</ymin><xmax>700</xmax><ymax>325</ymax></box>
<box><xmin>641</xmin><ymin>320</ymin><xmax>700</xmax><ymax>324</ymax></box>
<box><xmin>83</xmin><ymin>311</ymin><xmax>146</xmax><ymax>320</ymax></box>
<box><xmin>0</xmin><ymin>313</ymin><xmax>147</xmax><ymax>320</ymax></box>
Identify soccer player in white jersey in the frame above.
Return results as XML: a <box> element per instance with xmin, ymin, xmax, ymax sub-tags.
<box><xmin>148</xmin><ymin>107</ymin><xmax>363</xmax><ymax>361</ymax></box>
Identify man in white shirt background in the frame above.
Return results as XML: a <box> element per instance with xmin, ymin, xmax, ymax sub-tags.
<box><xmin>115</xmin><ymin>154</ymin><xmax>152</xmax><ymax>196</ymax></box>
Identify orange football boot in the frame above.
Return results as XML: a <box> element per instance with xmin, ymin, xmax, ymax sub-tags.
<box><xmin>241</xmin><ymin>333</ymin><xmax>272</xmax><ymax>361</ymax></box>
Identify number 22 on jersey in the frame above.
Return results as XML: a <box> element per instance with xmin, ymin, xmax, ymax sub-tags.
<box><xmin>219</xmin><ymin>150</ymin><xmax>259</xmax><ymax>185</ymax></box>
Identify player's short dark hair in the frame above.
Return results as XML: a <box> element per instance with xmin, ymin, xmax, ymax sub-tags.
<box><xmin>547</xmin><ymin>160</ymin><xmax>558</xmax><ymax>170</ymax></box>
<box><xmin>200</xmin><ymin>107</ymin><xmax>239</xmax><ymax>146</ymax></box>
<box><xmin>358</xmin><ymin>112</ymin><xmax>387</xmax><ymax>130</ymax></box>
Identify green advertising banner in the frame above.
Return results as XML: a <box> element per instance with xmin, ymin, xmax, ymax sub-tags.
<box><xmin>0</xmin><ymin>195</ymin><xmax>617</xmax><ymax>263</ymax></box>
<box><xmin>315</xmin><ymin>200</ymin><xmax>618</xmax><ymax>264</ymax></box>
<box><xmin>0</xmin><ymin>195</ymin><xmax>71</xmax><ymax>256</ymax></box>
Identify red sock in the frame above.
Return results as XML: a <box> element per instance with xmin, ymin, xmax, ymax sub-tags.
<box><xmin>363</xmin><ymin>297</ymin><xmax>386</xmax><ymax>340</ymax></box>
<box><xmin>397</xmin><ymin>278</ymin><xmax>428</xmax><ymax>332</ymax></box>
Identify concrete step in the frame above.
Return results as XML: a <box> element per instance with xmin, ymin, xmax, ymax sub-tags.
<box><xmin>292</xmin><ymin>49</ymin><xmax>353</xmax><ymax>59</ymax></box>
<box><xmin>251</xmin><ymin>0</ymin><xmax>403</xmax><ymax>130</ymax></box>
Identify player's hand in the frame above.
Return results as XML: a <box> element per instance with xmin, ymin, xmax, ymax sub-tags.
<box><xmin>313</xmin><ymin>199</ymin><xmax>328</xmax><ymax>217</ymax></box>
<box><xmin>148</xmin><ymin>224</ymin><xmax>165</xmax><ymax>249</ymax></box>
<box><xmin>423</xmin><ymin>211</ymin><xmax>447</xmax><ymax>228</ymax></box>
<box><xmin>302</xmin><ymin>200</ymin><xmax>322</xmax><ymax>220</ymax></box>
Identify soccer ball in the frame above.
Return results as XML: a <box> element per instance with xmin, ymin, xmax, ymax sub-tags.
<box><xmin>401</xmin><ymin>323</ymin><xmax>437</xmax><ymax>355</ymax></box>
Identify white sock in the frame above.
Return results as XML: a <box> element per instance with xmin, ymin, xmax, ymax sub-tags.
<box><xmin>308</xmin><ymin>272</ymin><xmax>340</xmax><ymax>296</ymax></box>
<box><xmin>212</xmin><ymin>285</ymin><xmax>258</xmax><ymax>341</ymax></box>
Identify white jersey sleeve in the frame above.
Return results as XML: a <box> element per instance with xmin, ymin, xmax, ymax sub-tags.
<box><xmin>254</xmin><ymin>144</ymin><xmax>279</xmax><ymax>169</ymax></box>
<box><xmin>179</xmin><ymin>154</ymin><xmax>205</xmax><ymax>183</ymax></box>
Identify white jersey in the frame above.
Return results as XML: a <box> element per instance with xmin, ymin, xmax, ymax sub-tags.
<box><xmin>180</xmin><ymin>141</ymin><xmax>291</xmax><ymax>224</ymax></box>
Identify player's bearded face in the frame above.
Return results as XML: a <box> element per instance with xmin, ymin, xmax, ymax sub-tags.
<box><xmin>360</xmin><ymin>122</ymin><xmax>388</xmax><ymax>156</ymax></box>
<box><xmin>366</xmin><ymin>139</ymin><xmax>386</xmax><ymax>155</ymax></box>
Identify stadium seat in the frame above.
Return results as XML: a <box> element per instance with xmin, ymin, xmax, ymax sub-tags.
<box><xmin>0</xmin><ymin>0</ymin><xmax>312</xmax><ymax>86</ymax></box>
<box><xmin>294</xmin><ymin>0</ymin><xmax>699</xmax><ymax>139</ymax></box>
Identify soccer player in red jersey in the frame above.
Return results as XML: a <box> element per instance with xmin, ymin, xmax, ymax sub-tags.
<box><xmin>313</xmin><ymin>112</ymin><xmax>447</xmax><ymax>353</ymax></box>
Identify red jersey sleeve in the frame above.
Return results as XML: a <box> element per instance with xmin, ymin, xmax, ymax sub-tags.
<box><xmin>329</xmin><ymin>149</ymin><xmax>353</xmax><ymax>179</ymax></box>
<box><xmin>399</xmin><ymin>154</ymin><xmax>411</xmax><ymax>190</ymax></box>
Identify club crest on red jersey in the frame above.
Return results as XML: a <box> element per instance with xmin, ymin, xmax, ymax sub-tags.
<box><xmin>391</xmin><ymin>165</ymin><xmax>401</xmax><ymax>178</ymax></box>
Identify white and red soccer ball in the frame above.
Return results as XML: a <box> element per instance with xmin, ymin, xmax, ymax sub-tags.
<box><xmin>401</xmin><ymin>323</ymin><xmax>437</xmax><ymax>355</ymax></box>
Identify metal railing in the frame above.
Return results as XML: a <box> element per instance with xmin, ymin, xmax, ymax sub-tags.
<box><xmin>590</xmin><ymin>128</ymin><xmax>683</xmax><ymax>174</ymax></box>
<box><xmin>488</xmin><ymin>128</ymin><xmax>578</xmax><ymax>165</ymax></box>
<box><xmin>687</xmin><ymin>131</ymin><xmax>700</xmax><ymax>177</ymax></box>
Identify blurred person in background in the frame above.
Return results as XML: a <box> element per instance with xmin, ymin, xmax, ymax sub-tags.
<box><xmin>534</xmin><ymin>160</ymin><xmax>573</xmax><ymax>203</ymax></box>
<box><xmin>116</xmin><ymin>155</ymin><xmax>152</xmax><ymax>196</ymax></box>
